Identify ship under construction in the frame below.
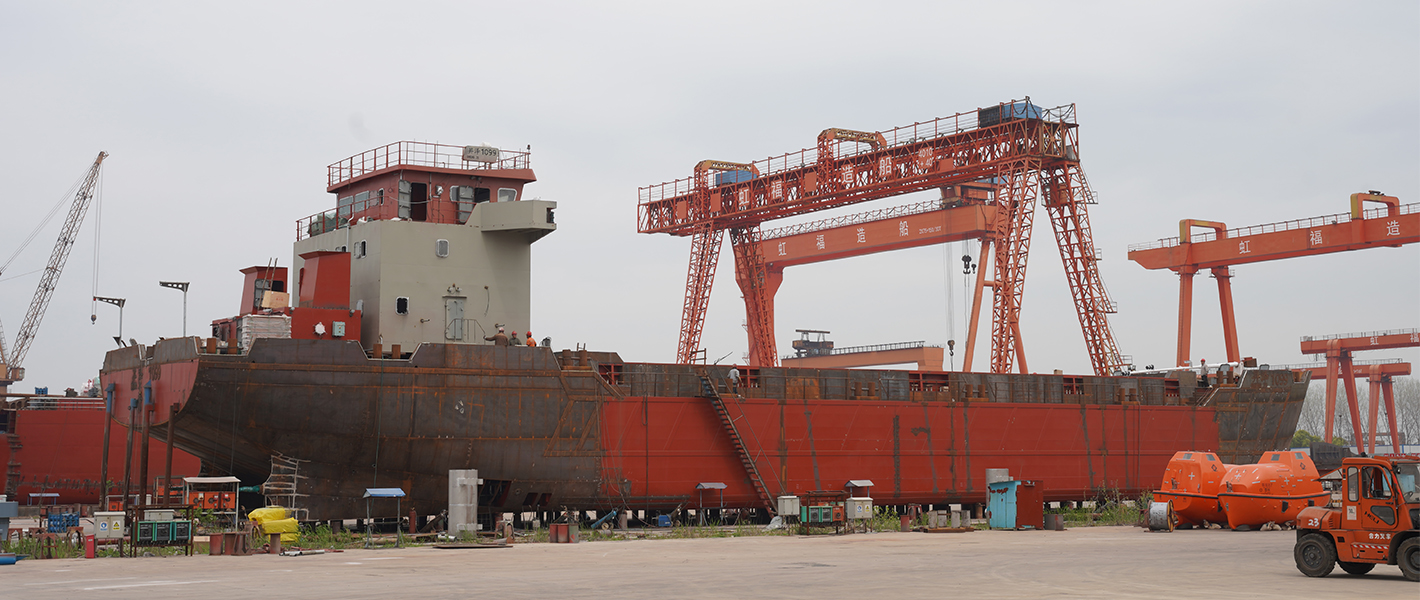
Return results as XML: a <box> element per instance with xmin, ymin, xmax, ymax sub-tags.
<box><xmin>96</xmin><ymin>100</ymin><xmax>1315</xmax><ymax>521</ymax></box>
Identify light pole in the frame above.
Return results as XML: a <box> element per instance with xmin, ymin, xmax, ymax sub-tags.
<box><xmin>159</xmin><ymin>281</ymin><xmax>190</xmax><ymax>337</ymax></box>
<box><xmin>94</xmin><ymin>296</ymin><xmax>126</xmax><ymax>346</ymax></box>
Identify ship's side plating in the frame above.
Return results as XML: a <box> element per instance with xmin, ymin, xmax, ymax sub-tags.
<box><xmin>102</xmin><ymin>337</ymin><xmax>1306</xmax><ymax>521</ymax></box>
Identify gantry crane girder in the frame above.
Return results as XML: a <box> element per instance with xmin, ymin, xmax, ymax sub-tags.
<box><xmin>761</xmin><ymin>202</ymin><xmax>997</xmax><ymax>270</ymax></box>
<box><xmin>1288</xmin><ymin>359</ymin><xmax>1411</xmax><ymax>380</ymax></box>
<box><xmin>1127</xmin><ymin>194</ymin><xmax>1418</xmax><ymax>368</ymax></box>
<box><xmin>740</xmin><ymin>202</ymin><xmax>994</xmax><ymax>366</ymax></box>
<box><xmin>1297</xmin><ymin>329</ymin><xmax>1419</xmax><ymax>454</ymax></box>
<box><xmin>1300</xmin><ymin>329</ymin><xmax>1420</xmax><ymax>354</ymax></box>
<box><xmin>638</xmin><ymin>99</ymin><xmax>1127</xmax><ymax>375</ymax></box>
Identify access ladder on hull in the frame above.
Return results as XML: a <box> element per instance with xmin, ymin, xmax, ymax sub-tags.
<box><xmin>4</xmin><ymin>430</ymin><xmax>20</xmax><ymax>496</ymax></box>
<box><xmin>695</xmin><ymin>369</ymin><xmax>775</xmax><ymax>515</ymax></box>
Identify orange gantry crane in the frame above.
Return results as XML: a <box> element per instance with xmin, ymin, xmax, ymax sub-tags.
<box><xmin>638</xmin><ymin>99</ymin><xmax>1126</xmax><ymax>375</ymax></box>
<box><xmin>1299</xmin><ymin>330</ymin><xmax>1419</xmax><ymax>454</ymax></box>
<box><xmin>1127</xmin><ymin>193</ymin><xmax>1418</xmax><ymax>368</ymax></box>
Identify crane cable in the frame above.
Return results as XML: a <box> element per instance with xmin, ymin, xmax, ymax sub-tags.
<box><xmin>1</xmin><ymin>172</ymin><xmax>86</xmax><ymax>277</ymax></box>
<box><xmin>90</xmin><ymin>169</ymin><xmax>104</xmax><ymax>322</ymax></box>
<box><xmin>1</xmin><ymin>168</ymin><xmax>87</xmax><ymax>362</ymax></box>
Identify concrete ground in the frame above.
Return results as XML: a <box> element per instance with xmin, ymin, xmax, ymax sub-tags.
<box><xmin>3</xmin><ymin>526</ymin><xmax>1414</xmax><ymax>599</ymax></box>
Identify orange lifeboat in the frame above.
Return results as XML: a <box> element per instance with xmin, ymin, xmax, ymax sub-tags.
<box><xmin>1154</xmin><ymin>451</ymin><xmax>1233</xmax><ymax>526</ymax></box>
<box><xmin>1217</xmin><ymin>450</ymin><xmax>1328</xmax><ymax>530</ymax></box>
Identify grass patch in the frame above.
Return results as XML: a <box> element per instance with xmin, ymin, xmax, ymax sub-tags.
<box><xmin>1046</xmin><ymin>489</ymin><xmax>1148</xmax><ymax>527</ymax></box>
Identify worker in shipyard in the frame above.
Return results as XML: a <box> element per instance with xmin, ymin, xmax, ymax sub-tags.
<box><xmin>526</xmin><ymin>331</ymin><xmax>537</xmax><ymax>347</ymax></box>
<box><xmin>728</xmin><ymin>366</ymin><xmax>741</xmax><ymax>393</ymax></box>
<box><xmin>509</xmin><ymin>330</ymin><xmax>522</xmax><ymax>346</ymax></box>
<box><xmin>485</xmin><ymin>326</ymin><xmax>509</xmax><ymax>346</ymax></box>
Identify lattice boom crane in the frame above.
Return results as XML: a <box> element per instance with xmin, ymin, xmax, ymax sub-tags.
<box><xmin>638</xmin><ymin>100</ymin><xmax>1127</xmax><ymax>375</ymax></box>
<box><xmin>0</xmin><ymin>151</ymin><xmax>107</xmax><ymax>384</ymax></box>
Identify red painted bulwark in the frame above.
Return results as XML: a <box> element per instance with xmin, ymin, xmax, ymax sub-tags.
<box><xmin>600</xmin><ymin>396</ymin><xmax>1216</xmax><ymax>506</ymax></box>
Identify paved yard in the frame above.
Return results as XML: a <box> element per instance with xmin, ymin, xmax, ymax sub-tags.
<box><xmin>3</xmin><ymin>526</ymin><xmax>1413</xmax><ymax>599</ymax></box>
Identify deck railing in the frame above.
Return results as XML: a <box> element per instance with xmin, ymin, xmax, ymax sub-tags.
<box><xmin>327</xmin><ymin>141</ymin><xmax>531</xmax><ymax>189</ymax></box>
<box><xmin>4</xmin><ymin>397</ymin><xmax>106</xmax><ymax>411</ymax></box>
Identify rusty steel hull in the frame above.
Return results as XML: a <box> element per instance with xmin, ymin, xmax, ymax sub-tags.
<box><xmin>100</xmin><ymin>337</ymin><xmax>1308</xmax><ymax>521</ymax></box>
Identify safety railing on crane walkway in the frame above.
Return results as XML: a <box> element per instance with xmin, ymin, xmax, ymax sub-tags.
<box><xmin>1274</xmin><ymin>358</ymin><xmax>1405</xmax><ymax>371</ymax></box>
<box><xmin>759</xmin><ymin>200</ymin><xmax>952</xmax><ymax>241</ymax></box>
<box><xmin>1127</xmin><ymin>202</ymin><xmax>1419</xmax><ymax>252</ymax></box>
<box><xmin>637</xmin><ymin>99</ymin><xmax>1078</xmax><ymax>205</ymax></box>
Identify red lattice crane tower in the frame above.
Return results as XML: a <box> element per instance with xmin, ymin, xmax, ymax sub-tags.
<box><xmin>638</xmin><ymin>99</ymin><xmax>1127</xmax><ymax>375</ymax></box>
<box><xmin>0</xmin><ymin>151</ymin><xmax>108</xmax><ymax>387</ymax></box>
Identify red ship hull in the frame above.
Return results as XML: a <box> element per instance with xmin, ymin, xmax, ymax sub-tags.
<box><xmin>2</xmin><ymin>400</ymin><xmax>201</xmax><ymax>505</ymax></box>
<box><xmin>603</xmin><ymin>396</ymin><xmax>1216</xmax><ymax>505</ymax></box>
<box><xmin>101</xmin><ymin>339</ymin><xmax>1307</xmax><ymax>520</ymax></box>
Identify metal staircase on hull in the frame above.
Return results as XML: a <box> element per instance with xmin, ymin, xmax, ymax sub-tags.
<box><xmin>696</xmin><ymin>369</ymin><xmax>774</xmax><ymax>515</ymax></box>
<box><xmin>5</xmin><ymin>432</ymin><xmax>21</xmax><ymax>496</ymax></box>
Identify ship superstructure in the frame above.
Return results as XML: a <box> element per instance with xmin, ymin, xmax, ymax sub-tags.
<box><xmin>294</xmin><ymin>141</ymin><xmax>555</xmax><ymax>352</ymax></box>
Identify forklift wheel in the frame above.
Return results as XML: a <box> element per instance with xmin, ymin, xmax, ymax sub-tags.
<box><xmin>1399</xmin><ymin>537</ymin><xmax>1419</xmax><ymax>582</ymax></box>
<box><xmin>1337</xmin><ymin>561</ymin><xmax>1374</xmax><ymax>576</ymax></box>
<box><xmin>1294</xmin><ymin>533</ymin><xmax>1336</xmax><ymax>578</ymax></box>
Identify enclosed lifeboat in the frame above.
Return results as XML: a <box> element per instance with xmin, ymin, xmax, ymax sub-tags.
<box><xmin>1217</xmin><ymin>450</ymin><xmax>1328</xmax><ymax>530</ymax></box>
<box><xmin>1154</xmin><ymin>451</ymin><xmax>1234</xmax><ymax>526</ymax></box>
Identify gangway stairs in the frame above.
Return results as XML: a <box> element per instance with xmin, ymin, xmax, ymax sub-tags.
<box><xmin>696</xmin><ymin>368</ymin><xmax>775</xmax><ymax>515</ymax></box>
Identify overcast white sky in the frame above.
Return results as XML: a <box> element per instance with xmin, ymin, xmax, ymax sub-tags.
<box><xmin>2</xmin><ymin>1</ymin><xmax>1416</xmax><ymax>390</ymax></box>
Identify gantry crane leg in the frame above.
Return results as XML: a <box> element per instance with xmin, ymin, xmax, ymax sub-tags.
<box><xmin>677</xmin><ymin>227</ymin><xmax>725</xmax><ymax>364</ymax></box>
<box><xmin>1176</xmin><ymin>269</ymin><xmax>1196</xmax><ymax>367</ymax></box>
<box><xmin>988</xmin><ymin>160</ymin><xmax>1039</xmax><ymax>374</ymax></box>
<box><xmin>1322</xmin><ymin>344</ymin><xmax>1341</xmax><ymax>444</ymax></box>
<box><xmin>1338</xmin><ymin>355</ymin><xmax>1366</xmax><ymax>450</ymax></box>
<box><xmin>1044</xmin><ymin>164</ymin><xmax>1124</xmax><ymax>375</ymax></box>
<box><xmin>1212</xmin><ymin>267</ymin><xmax>1240</xmax><ymax>363</ymax></box>
<box><xmin>1366</xmin><ymin>375</ymin><xmax>1382</xmax><ymax>455</ymax></box>
<box><xmin>730</xmin><ymin>226</ymin><xmax>779</xmax><ymax>367</ymax></box>
<box><xmin>1381</xmin><ymin>377</ymin><xmax>1400</xmax><ymax>454</ymax></box>
<box><xmin>961</xmin><ymin>239</ymin><xmax>994</xmax><ymax>373</ymax></box>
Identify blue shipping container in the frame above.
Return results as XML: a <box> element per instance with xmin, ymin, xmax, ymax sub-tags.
<box><xmin>977</xmin><ymin>102</ymin><xmax>1042</xmax><ymax>128</ymax></box>
<box><xmin>714</xmin><ymin>170</ymin><xmax>755</xmax><ymax>186</ymax></box>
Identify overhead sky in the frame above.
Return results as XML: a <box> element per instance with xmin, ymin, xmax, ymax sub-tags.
<box><xmin>2</xmin><ymin>1</ymin><xmax>1416</xmax><ymax>390</ymax></box>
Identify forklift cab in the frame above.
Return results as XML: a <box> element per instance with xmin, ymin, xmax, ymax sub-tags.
<box><xmin>1296</xmin><ymin>456</ymin><xmax>1420</xmax><ymax>580</ymax></box>
<box><xmin>1351</xmin><ymin>464</ymin><xmax>1398</xmax><ymax>528</ymax></box>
